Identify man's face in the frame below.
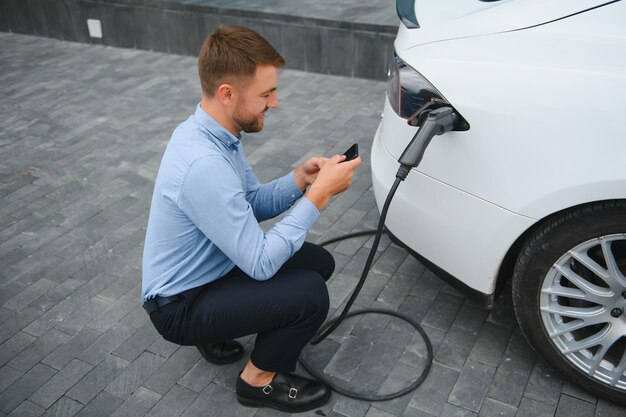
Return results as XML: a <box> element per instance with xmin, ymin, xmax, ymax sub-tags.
<box><xmin>232</xmin><ymin>65</ymin><xmax>279</xmax><ymax>133</ymax></box>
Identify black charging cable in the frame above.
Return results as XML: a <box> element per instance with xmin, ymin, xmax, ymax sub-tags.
<box><xmin>298</xmin><ymin>107</ymin><xmax>459</xmax><ymax>401</ymax></box>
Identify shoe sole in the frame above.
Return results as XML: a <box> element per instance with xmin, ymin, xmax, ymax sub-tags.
<box><xmin>236</xmin><ymin>390</ymin><xmax>331</xmax><ymax>413</ymax></box>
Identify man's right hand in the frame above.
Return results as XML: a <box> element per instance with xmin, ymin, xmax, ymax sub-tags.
<box><xmin>304</xmin><ymin>154</ymin><xmax>362</xmax><ymax>210</ymax></box>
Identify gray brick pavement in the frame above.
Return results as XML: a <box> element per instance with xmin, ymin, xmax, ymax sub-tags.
<box><xmin>1</xmin><ymin>32</ymin><xmax>625</xmax><ymax>417</ymax></box>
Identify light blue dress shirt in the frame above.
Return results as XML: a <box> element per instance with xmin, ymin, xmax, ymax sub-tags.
<box><xmin>142</xmin><ymin>104</ymin><xmax>320</xmax><ymax>301</ymax></box>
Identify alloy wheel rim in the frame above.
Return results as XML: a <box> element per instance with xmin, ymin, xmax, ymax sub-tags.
<box><xmin>540</xmin><ymin>233</ymin><xmax>626</xmax><ymax>390</ymax></box>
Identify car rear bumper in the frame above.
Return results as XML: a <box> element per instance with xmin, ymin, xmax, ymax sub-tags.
<box><xmin>370</xmin><ymin>118</ymin><xmax>536</xmax><ymax>303</ymax></box>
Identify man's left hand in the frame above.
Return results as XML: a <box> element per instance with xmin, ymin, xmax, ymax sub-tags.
<box><xmin>294</xmin><ymin>157</ymin><xmax>328</xmax><ymax>192</ymax></box>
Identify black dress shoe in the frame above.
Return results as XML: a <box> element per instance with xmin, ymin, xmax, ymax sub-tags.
<box><xmin>236</xmin><ymin>372</ymin><xmax>331</xmax><ymax>413</ymax></box>
<box><xmin>196</xmin><ymin>340</ymin><xmax>244</xmax><ymax>365</ymax></box>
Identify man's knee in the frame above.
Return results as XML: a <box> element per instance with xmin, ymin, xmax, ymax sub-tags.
<box><xmin>288</xmin><ymin>272</ymin><xmax>329</xmax><ymax>320</ymax></box>
<box><xmin>315</xmin><ymin>245</ymin><xmax>335</xmax><ymax>281</ymax></box>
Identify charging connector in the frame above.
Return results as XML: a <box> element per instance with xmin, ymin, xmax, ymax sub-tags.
<box><xmin>397</xmin><ymin>107</ymin><xmax>459</xmax><ymax>180</ymax></box>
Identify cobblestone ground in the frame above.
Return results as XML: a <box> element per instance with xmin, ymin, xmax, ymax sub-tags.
<box><xmin>1</xmin><ymin>33</ymin><xmax>625</xmax><ymax>417</ymax></box>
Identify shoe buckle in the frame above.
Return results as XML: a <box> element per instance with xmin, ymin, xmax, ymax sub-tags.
<box><xmin>289</xmin><ymin>388</ymin><xmax>297</xmax><ymax>399</ymax></box>
<box><xmin>262</xmin><ymin>385</ymin><xmax>273</xmax><ymax>395</ymax></box>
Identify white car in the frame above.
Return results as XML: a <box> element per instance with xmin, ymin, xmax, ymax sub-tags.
<box><xmin>371</xmin><ymin>0</ymin><xmax>626</xmax><ymax>404</ymax></box>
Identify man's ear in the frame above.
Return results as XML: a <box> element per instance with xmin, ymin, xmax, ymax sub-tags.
<box><xmin>216</xmin><ymin>83</ymin><xmax>237</xmax><ymax>106</ymax></box>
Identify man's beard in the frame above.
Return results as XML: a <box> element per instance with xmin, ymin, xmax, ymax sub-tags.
<box><xmin>233</xmin><ymin>106</ymin><xmax>267</xmax><ymax>133</ymax></box>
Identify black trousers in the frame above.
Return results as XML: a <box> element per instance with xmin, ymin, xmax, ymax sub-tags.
<box><xmin>149</xmin><ymin>242</ymin><xmax>334</xmax><ymax>372</ymax></box>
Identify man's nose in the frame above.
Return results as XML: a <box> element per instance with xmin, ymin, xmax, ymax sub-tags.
<box><xmin>267</xmin><ymin>92</ymin><xmax>278</xmax><ymax>108</ymax></box>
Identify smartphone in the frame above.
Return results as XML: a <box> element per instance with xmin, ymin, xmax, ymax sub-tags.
<box><xmin>342</xmin><ymin>143</ymin><xmax>359</xmax><ymax>162</ymax></box>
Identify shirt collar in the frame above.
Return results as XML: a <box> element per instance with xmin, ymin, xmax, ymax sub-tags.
<box><xmin>194</xmin><ymin>103</ymin><xmax>241</xmax><ymax>147</ymax></box>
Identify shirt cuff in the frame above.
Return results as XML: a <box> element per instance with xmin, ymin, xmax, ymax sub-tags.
<box><xmin>279</xmin><ymin>170</ymin><xmax>304</xmax><ymax>202</ymax></box>
<box><xmin>289</xmin><ymin>196</ymin><xmax>320</xmax><ymax>230</ymax></box>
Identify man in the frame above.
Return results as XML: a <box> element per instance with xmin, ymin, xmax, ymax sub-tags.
<box><xmin>142</xmin><ymin>25</ymin><xmax>361</xmax><ymax>413</ymax></box>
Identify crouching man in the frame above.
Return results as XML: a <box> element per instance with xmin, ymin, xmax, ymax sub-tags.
<box><xmin>141</xmin><ymin>25</ymin><xmax>361</xmax><ymax>413</ymax></box>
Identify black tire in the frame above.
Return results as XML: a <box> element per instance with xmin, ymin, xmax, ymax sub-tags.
<box><xmin>512</xmin><ymin>200</ymin><xmax>626</xmax><ymax>405</ymax></box>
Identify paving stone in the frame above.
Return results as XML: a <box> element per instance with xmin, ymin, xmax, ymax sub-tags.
<box><xmin>397</xmin><ymin>296</ymin><xmax>433</xmax><ymax>326</ymax></box>
<box><xmin>486</xmin><ymin>329</ymin><xmax>535</xmax><ymax>407</ymax></box>
<box><xmin>515</xmin><ymin>397</ymin><xmax>556</xmax><ymax>417</ymax></box>
<box><xmin>350</xmin><ymin>309</ymin><xmax>393</xmax><ymax>344</ymax></box>
<box><xmin>451</xmin><ymin>300</ymin><xmax>490</xmax><ymax>333</ymax></box>
<box><xmin>395</xmin><ymin>255</ymin><xmax>426</xmax><ymax>280</ymax></box>
<box><xmin>408</xmin><ymin>362</ymin><xmax>460</xmax><ymax>416</ymax></box>
<box><xmin>177</xmin><ymin>358</ymin><xmax>222</xmax><ymax>394</ymax></box>
<box><xmin>0</xmin><ymin>307</ymin><xmax>14</xmax><ymax>327</ymax></box>
<box><xmin>5</xmin><ymin>401</ymin><xmax>44</xmax><ymax>417</ymax></box>
<box><xmin>77</xmin><ymin>323</ymin><xmax>136</xmax><ymax>366</ymax></box>
<box><xmin>86</xmin><ymin>291</ymin><xmax>139</xmax><ymax>333</ymax></box>
<box><xmin>420</xmin><ymin>292</ymin><xmax>464</xmax><ymax>332</ymax></box>
<box><xmin>401</xmin><ymin>407</ymin><xmax>437</xmax><ymax>417</ymax></box>
<box><xmin>376</xmin><ymin>272</ymin><xmax>418</xmax><ymax>310</ymax></box>
<box><xmin>332</xmin><ymin>395</ymin><xmax>370</xmax><ymax>417</ymax></box>
<box><xmin>523</xmin><ymin>359</ymin><xmax>564</xmax><ymax>407</ymax></box>
<box><xmin>364</xmin><ymin>408</ymin><xmax>397</xmax><ymax>417</ymax></box>
<box><xmin>468</xmin><ymin>322</ymin><xmax>512</xmax><ymax>368</ymax></box>
<box><xmin>440</xmin><ymin>403</ymin><xmax>478</xmax><ymax>417</ymax></box>
<box><xmin>41</xmin><ymin>327</ymin><xmax>102</xmax><ymax>371</ymax></box>
<box><xmin>398</xmin><ymin>325</ymin><xmax>444</xmax><ymax>370</ymax></box>
<box><xmin>560</xmin><ymin>381</ymin><xmax>597</xmax><ymax>405</ymax></box>
<box><xmin>408</xmin><ymin>270</ymin><xmax>443</xmax><ymax>302</ymax></box>
<box><xmin>147</xmin><ymin>337</ymin><xmax>180</xmax><ymax>359</ymax></box>
<box><xmin>478</xmin><ymin>398</ymin><xmax>517</xmax><ymax>417</ymax></box>
<box><xmin>353</xmin><ymin>270</ymin><xmax>392</xmax><ymax>308</ymax></box>
<box><xmin>28</xmin><ymin>278</ymin><xmax>84</xmax><ymax>313</ymax></box>
<box><xmin>22</xmin><ymin>300</ymin><xmax>77</xmax><ymax>338</ymax></box>
<box><xmin>374</xmin><ymin>363</ymin><xmax>423</xmax><ymax>416</ymax></box>
<box><xmin>109</xmin><ymin>386</ymin><xmax>161</xmax><ymax>417</ymax></box>
<box><xmin>105</xmin><ymin>351</ymin><xmax>166</xmax><ymax>400</ymax></box>
<box><xmin>3</xmin><ymin>278</ymin><xmax>56</xmax><ymax>311</ymax></box>
<box><xmin>485</xmin><ymin>286</ymin><xmax>517</xmax><ymax>329</ymax></box>
<box><xmin>0</xmin><ymin>283</ymin><xmax>24</xmax><ymax>309</ymax></box>
<box><xmin>371</xmin><ymin>245</ymin><xmax>408</xmax><ymax>278</ymax></box>
<box><xmin>66</xmin><ymin>354</ymin><xmax>130</xmax><ymax>405</ymax></box>
<box><xmin>327</xmin><ymin>272</ymin><xmax>360</xmax><ymax>310</ymax></box>
<box><xmin>0</xmin><ymin>365</ymin><xmax>24</xmax><ymax>395</ymax></box>
<box><xmin>29</xmin><ymin>359</ymin><xmax>93</xmax><ymax>409</ymax></box>
<box><xmin>555</xmin><ymin>394</ymin><xmax>595</xmax><ymax>417</ymax></box>
<box><xmin>54</xmin><ymin>296</ymin><xmax>111</xmax><ymax>336</ymax></box>
<box><xmin>181</xmin><ymin>383</ymin><xmax>256</xmax><ymax>417</ymax></box>
<box><xmin>73</xmin><ymin>391</ymin><xmax>124</xmax><ymax>417</ymax></box>
<box><xmin>324</xmin><ymin>335</ymin><xmax>374</xmax><ymax>382</ymax></box>
<box><xmin>0</xmin><ymin>331</ymin><xmax>36</xmax><ymax>367</ymax></box>
<box><xmin>118</xmin><ymin>305</ymin><xmax>149</xmax><ymax>329</ymax></box>
<box><xmin>8</xmin><ymin>328</ymin><xmax>71</xmax><ymax>372</ymax></box>
<box><xmin>448</xmin><ymin>360</ymin><xmax>496</xmax><ymax>413</ymax></box>
<box><xmin>142</xmin><ymin>346</ymin><xmax>200</xmax><ymax>395</ymax></box>
<box><xmin>145</xmin><ymin>384</ymin><xmax>197</xmax><ymax>417</ymax></box>
<box><xmin>111</xmin><ymin>322</ymin><xmax>160</xmax><ymax>362</ymax></box>
<box><xmin>0</xmin><ymin>363</ymin><xmax>57</xmax><ymax>414</ymax></box>
<box><xmin>435</xmin><ymin>324</ymin><xmax>478</xmax><ymax>371</ymax></box>
<box><xmin>350</xmin><ymin>327</ymin><xmax>412</xmax><ymax>395</ymax></box>
<box><xmin>41</xmin><ymin>396</ymin><xmax>83</xmax><ymax>417</ymax></box>
<box><xmin>594</xmin><ymin>398</ymin><xmax>626</xmax><ymax>417</ymax></box>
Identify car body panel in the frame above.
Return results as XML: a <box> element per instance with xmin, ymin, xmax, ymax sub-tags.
<box><xmin>386</xmin><ymin>1</ymin><xmax>626</xmax><ymax>220</ymax></box>
<box><xmin>374</xmin><ymin>0</ymin><xmax>626</xmax><ymax>297</ymax></box>
<box><xmin>372</xmin><ymin>118</ymin><xmax>536</xmax><ymax>295</ymax></box>
<box><xmin>397</xmin><ymin>0</ymin><xmax>616</xmax><ymax>48</ymax></box>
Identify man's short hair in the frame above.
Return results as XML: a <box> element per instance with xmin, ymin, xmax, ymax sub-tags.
<box><xmin>198</xmin><ymin>25</ymin><xmax>286</xmax><ymax>96</ymax></box>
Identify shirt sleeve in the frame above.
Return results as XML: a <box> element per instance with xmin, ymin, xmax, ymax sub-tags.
<box><xmin>244</xmin><ymin>163</ymin><xmax>303</xmax><ymax>221</ymax></box>
<box><xmin>178</xmin><ymin>155</ymin><xmax>319</xmax><ymax>280</ymax></box>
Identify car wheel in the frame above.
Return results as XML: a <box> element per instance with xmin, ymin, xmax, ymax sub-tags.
<box><xmin>512</xmin><ymin>201</ymin><xmax>626</xmax><ymax>404</ymax></box>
